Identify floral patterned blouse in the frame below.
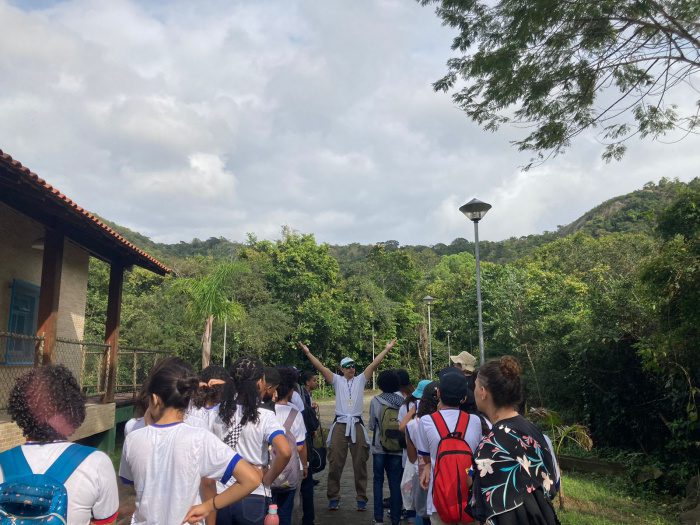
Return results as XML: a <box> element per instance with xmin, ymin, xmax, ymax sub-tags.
<box><xmin>472</xmin><ymin>415</ymin><xmax>560</xmax><ymax>524</ymax></box>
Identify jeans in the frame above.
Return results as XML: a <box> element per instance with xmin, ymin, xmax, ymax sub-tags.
<box><xmin>215</xmin><ymin>494</ymin><xmax>266</xmax><ymax>525</ymax></box>
<box><xmin>372</xmin><ymin>453</ymin><xmax>403</xmax><ymax>524</ymax></box>
<box><xmin>300</xmin><ymin>470</ymin><xmax>315</xmax><ymax>525</ymax></box>
<box><xmin>271</xmin><ymin>488</ymin><xmax>295</xmax><ymax>525</ymax></box>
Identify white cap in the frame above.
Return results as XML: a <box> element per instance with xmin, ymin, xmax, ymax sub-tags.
<box><xmin>339</xmin><ymin>357</ymin><xmax>355</xmax><ymax>367</ymax></box>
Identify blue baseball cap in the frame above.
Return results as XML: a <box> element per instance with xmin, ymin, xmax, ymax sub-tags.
<box><xmin>412</xmin><ymin>379</ymin><xmax>432</xmax><ymax>399</ymax></box>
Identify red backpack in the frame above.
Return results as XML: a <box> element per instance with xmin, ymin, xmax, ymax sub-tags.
<box><xmin>430</xmin><ymin>411</ymin><xmax>475</xmax><ymax>524</ymax></box>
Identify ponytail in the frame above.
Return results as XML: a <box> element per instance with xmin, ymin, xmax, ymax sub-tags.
<box><xmin>220</xmin><ymin>357</ymin><xmax>263</xmax><ymax>426</ymax></box>
<box><xmin>147</xmin><ymin>357</ymin><xmax>199</xmax><ymax>411</ymax></box>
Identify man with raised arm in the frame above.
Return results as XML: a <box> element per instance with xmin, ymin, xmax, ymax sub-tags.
<box><xmin>297</xmin><ymin>339</ymin><xmax>397</xmax><ymax>512</ymax></box>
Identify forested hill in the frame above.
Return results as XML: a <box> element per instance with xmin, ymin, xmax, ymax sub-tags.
<box><xmin>104</xmin><ymin>177</ymin><xmax>695</xmax><ymax>268</ymax></box>
<box><xmin>87</xmin><ymin>176</ymin><xmax>699</xmax><ymax>491</ymax></box>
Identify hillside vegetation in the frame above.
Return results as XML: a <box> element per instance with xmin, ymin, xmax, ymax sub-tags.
<box><xmin>87</xmin><ymin>177</ymin><xmax>699</xmax><ymax>495</ymax></box>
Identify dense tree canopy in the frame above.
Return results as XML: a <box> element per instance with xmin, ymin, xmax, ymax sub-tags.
<box><xmin>85</xmin><ymin>178</ymin><xmax>699</xmax><ymax>493</ymax></box>
<box><xmin>419</xmin><ymin>0</ymin><xmax>700</xmax><ymax>164</ymax></box>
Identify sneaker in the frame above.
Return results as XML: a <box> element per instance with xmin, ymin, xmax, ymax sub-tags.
<box><xmin>357</xmin><ymin>500</ymin><xmax>367</xmax><ymax>512</ymax></box>
<box><xmin>328</xmin><ymin>499</ymin><xmax>340</xmax><ymax>511</ymax></box>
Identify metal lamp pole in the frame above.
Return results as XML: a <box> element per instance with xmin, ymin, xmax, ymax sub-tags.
<box><xmin>446</xmin><ymin>329</ymin><xmax>451</xmax><ymax>367</ymax></box>
<box><xmin>424</xmin><ymin>295</ymin><xmax>434</xmax><ymax>377</ymax></box>
<box><xmin>459</xmin><ymin>198</ymin><xmax>492</xmax><ymax>366</ymax></box>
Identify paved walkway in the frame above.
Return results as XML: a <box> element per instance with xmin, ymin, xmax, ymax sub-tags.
<box><xmin>293</xmin><ymin>392</ymin><xmax>391</xmax><ymax>525</ymax></box>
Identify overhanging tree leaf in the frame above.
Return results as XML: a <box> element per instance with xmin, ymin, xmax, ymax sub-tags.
<box><xmin>420</xmin><ymin>0</ymin><xmax>700</xmax><ymax>166</ymax></box>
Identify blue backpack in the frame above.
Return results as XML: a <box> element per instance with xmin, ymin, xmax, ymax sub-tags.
<box><xmin>0</xmin><ymin>444</ymin><xmax>94</xmax><ymax>524</ymax></box>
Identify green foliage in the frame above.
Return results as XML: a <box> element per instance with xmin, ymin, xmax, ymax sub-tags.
<box><xmin>85</xmin><ymin>178</ymin><xmax>700</xmax><ymax>495</ymax></box>
<box><xmin>419</xmin><ymin>0</ymin><xmax>700</xmax><ymax>164</ymax></box>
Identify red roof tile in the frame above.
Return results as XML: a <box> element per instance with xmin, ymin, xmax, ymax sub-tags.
<box><xmin>0</xmin><ymin>149</ymin><xmax>171</xmax><ymax>274</ymax></box>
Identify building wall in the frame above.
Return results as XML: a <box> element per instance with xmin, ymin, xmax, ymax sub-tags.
<box><xmin>0</xmin><ymin>202</ymin><xmax>91</xmax><ymax>404</ymax></box>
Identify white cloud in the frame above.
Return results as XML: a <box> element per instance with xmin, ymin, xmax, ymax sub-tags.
<box><xmin>0</xmin><ymin>0</ymin><xmax>698</xmax><ymax>247</ymax></box>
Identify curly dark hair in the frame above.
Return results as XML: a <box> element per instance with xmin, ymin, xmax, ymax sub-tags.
<box><xmin>9</xmin><ymin>365</ymin><xmax>86</xmax><ymax>442</ymax></box>
<box><xmin>220</xmin><ymin>357</ymin><xmax>263</xmax><ymax>427</ymax></box>
<box><xmin>395</xmin><ymin>369</ymin><xmax>411</xmax><ymax>389</ymax></box>
<box><xmin>192</xmin><ymin>365</ymin><xmax>231</xmax><ymax>409</ymax></box>
<box><xmin>377</xmin><ymin>369</ymin><xmax>400</xmax><ymax>394</ymax></box>
<box><xmin>275</xmin><ymin>366</ymin><xmax>299</xmax><ymax>400</ymax></box>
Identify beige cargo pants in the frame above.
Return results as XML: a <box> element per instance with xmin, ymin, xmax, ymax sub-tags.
<box><xmin>326</xmin><ymin>421</ymin><xmax>370</xmax><ymax>502</ymax></box>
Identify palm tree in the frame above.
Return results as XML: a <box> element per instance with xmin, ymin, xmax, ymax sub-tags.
<box><xmin>173</xmin><ymin>262</ymin><xmax>245</xmax><ymax>368</ymax></box>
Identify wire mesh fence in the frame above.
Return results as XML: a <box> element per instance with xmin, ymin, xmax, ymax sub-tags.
<box><xmin>54</xmin><ymin>338</ymin><xmax>110</xmax><ymax>397</ymax></box>
<box><xmin>0</xmin><ymin>334</ymin><xmax>171</xmax><ymax>407</ymax></box>
<box><xmin>116</xmin><ymin>346</ymin><xmax>172</xmax><ymax>397</ymax></box>
<box><xmin>0</xmin><ymin>332</ymin><xmax>43</xmax><ymax>410</ymax></box>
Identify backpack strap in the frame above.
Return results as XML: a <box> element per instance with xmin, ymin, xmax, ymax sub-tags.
<box><xmin>283</xmin><ymin>409</ymin><xmax>298</xmax><ymax>433</ymax></box>
<box><xmin>454</xmin><ymin>411</ymin><xmax>470</xmax><ymax>439</ymax></box>
<box><xmin>0</xmin><ymin>446</ymin><xmax>32</xmax><ymax>481</ymax></box>
<box><xmin>430</xmin><ymin>411</ymin><xmax>451</xmax><ymax>439</ymax></box>
<box><xmin>44</xmin><ymin>444</ymin><xmax>95</xmax><ymax>484</ymax></box>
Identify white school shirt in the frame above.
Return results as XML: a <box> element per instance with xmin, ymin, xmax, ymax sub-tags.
<box><xmin>185</xmin><ymin>404</ymin><xmax>227</xmax><ymax>436</ymax></box>
<box><xmin>415</xmin><ymin>409</ymin><xmax>483</xmax><ymax>516</ymax></box>
<box><xmin>398</xmin><ymin>400</ymin><xmax>417</xmax><ymax>466</ymax></box>
<box><xmin>119</xmin><ymin>422</ymin><xmax>241</xmax><ymax>525</ymax></box>
<box><xmin>124</xmin><ymin>417</ymin><xmax>146</xmax><ymax>437</ymax></box>
<box><xmin>274</xmin><ymin>403</ymin><xmax>307</xmax><ymax>470</ymax></box>
<box><xmin>213</xmin><ymin>405</ymin><xmax>285</xmax><ymax>496</ymax></box>
<box><xmin>289</xmin><ymin>391</ymin><xmax>305</xmax><ymax>413</ymax></box>
<box><xmin>0</xmin><ymin>442</ymin><xmax>119</xmax><ymax>525</ymax></box>
<box><xmin>274</xmin><ymin>403</ymin><xmax>307</xmax><ymax>447</ymax></box>
<box><xmin>329</xmin><ymin>373</ymin><xmax>367</xmax><ymax>444</ymax></box>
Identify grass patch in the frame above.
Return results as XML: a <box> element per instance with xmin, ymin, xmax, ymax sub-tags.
<box><xmin>559</xmin><ymin>471</ymin><xmax>680</xmax><ymax>525</ymax></box>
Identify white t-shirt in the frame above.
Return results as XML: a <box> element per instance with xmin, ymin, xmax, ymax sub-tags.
<box><xmin>398</xmin><ymin>401</ymin><xmax>416</xmax><ymax>466</ymax></box>
<box><xmin>415</xmin><ymin>409</ymin><xmax>483</xmax><ymax>516</ymax></box>
<box><xmin>274</xmin><ymin>404</ymin><xmax>307</xmax><ymax>447</ymax></box>
<box><xmin>332</xmin><ymin>373</ymin><xmax>367</xmax><ymax>416</ymax></box>
<box><xmin>185</xmin><ymin>404</ymin><xmax>227</xmax><ymax>436</ymax></box>
<box><xmin>0</xmin><ymin>442</ymin><xmax>119</xmax><ymax>525</ymax></box>
<box><xmin>213</xmin><ymin>405</ymin><xmax>285</xmax><ymax>496</ymax></box>
<box><xmin>274</xmin><ymin>403</ymin><xmax>307</xmax><ymax>470</ymax></box>
<box><xmin>289</xmin><ymin>391</ymin><xmax>305</xmax><ymax>413</ymax></box>
<box><xmin>124</xmin><ymin>417</ymin><xmax>145</xmax><ymax>436</ymax></box>
<box><xmin>119</xmin><ymin>422</ymin><xmax>241</xmax><ymax>525</ymax></box>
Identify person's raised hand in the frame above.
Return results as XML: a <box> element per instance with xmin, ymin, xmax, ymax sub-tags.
<box><xmin>297</xmin><ymin>342</ymin><xmax>310</xmax><ymax>354</ymax></box>
<box><xmin>385</xmin><ymin>338</ymin><xmax>397</xmax><ymax>351</ymax></box>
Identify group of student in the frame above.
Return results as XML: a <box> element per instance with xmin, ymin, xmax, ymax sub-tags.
<box><xmin>0</xmin><ymin>354</ymin><xmax>323</xmax><ymax>525</ymax></box>
<box><xmin>298</xmin><ymin>342</ymin><xmax>561</xmax><ymax>525</ymax></box>
<box><xmin>0</xmin><ymin>340</ymin><xmax>560</xmax><ymax>525</ymax></box>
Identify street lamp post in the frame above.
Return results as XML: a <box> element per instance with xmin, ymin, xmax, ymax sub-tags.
<box><xmin>371</xmin><ymin>325</ymin><xmax>376</xmax><ymax>390</ymax></box>
<box><xmin>459</xmin><ymin>198</ymin><xmax>492</xmax><ymax>366</ymax></box>
<box><xmin>446</xmin><ymin>329</ymin><xmax>451</xmax><ymax>367</ymax></box>
<box><xmin>423</xmin><ymin>295</ymin><xmax>434</xmax><ymax>377</ymax></box>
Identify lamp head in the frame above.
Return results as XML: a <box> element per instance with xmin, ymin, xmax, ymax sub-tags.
<box><xmin>459</xmin><ymin>198</ymin><xmax>492</xmax><ymax>222</ymax></box>
<box><xmin>423</xmin><ymin>295</ymin><xmax>434</xmax><ymax>305</ymax></box>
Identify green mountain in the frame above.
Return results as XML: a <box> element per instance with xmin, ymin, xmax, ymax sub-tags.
<box><xmin>103</xmin><ymin>177</ymin><xmax>697</xmax><ymax>268</ymax></box>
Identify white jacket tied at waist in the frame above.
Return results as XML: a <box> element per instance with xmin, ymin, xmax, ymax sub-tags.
<box><xmin>327</xmin><ymin>414</ymin><xmax>370</xmax><ymax>445</ymax></box>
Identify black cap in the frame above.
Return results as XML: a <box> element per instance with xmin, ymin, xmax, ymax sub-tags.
<box><xmin>439</xmin><ymin>371</ymin><xmax>469</xmax><ymax>404</ymax></box>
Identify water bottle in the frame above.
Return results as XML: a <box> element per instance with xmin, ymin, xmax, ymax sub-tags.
<box><xmin>264</xmin><ymin>504</ymin><xmax>279</xmax><ymax>525</ymax></box>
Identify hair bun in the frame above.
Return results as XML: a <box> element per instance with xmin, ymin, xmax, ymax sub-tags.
<box><xmin>177</xmin><ymin>376</ymin><xmax>199</xmax><ymax>396</ymax></box>
<box><xmin>499</xmin><ymin>356</ymin><xmax>522</xmax><ymax>379</ymax></box>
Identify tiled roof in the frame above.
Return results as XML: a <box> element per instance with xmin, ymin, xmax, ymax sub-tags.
<box><xmin>0</xmin><ymin>149</ymin><xmax>171</xmax><ymax>274</ymax></box>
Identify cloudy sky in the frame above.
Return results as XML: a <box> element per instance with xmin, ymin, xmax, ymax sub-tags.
<box><xmin>1</xmin><ymin>0</ymin><xmax>698</xmax><ymax>245</ymax></box>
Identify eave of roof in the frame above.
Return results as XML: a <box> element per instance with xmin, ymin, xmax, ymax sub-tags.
<box><xmin>0</xmin><ymin>149</ymin><xmax>171</xmax><ymax>275</ymax></box>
